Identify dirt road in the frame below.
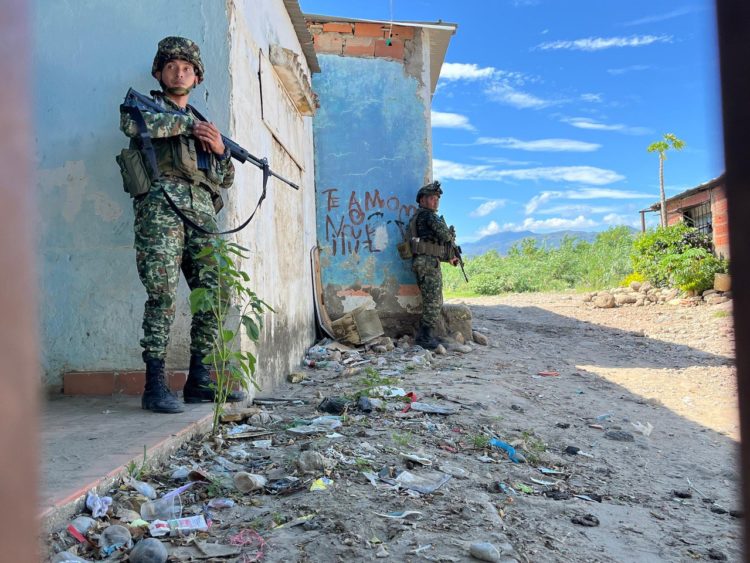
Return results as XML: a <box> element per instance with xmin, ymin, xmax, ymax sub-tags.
<box><xmin>49</xmin><ymin>292</ymin><xmax>741</xmax><ymax>562</ymax></box>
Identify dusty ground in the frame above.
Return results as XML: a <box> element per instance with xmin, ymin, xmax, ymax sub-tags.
<box><xmin>48</xmin><ymin>292</ymin><xmax>741</xmax><ymax>562</ymax></box>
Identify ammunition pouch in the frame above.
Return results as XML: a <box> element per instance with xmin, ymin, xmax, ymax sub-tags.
<box><xmin>410</xmin><ymin>238</ymin><xmax>451</xmax><ymax>261</ymax></box>
<box><xmin>397</xmin><ymin>240</ymin><xmax>413</xmax><ymax>260</ymax></box>
<box><xmin>116</xmin><ymin>148</ymin><xmax>153</xmax><ymax>198</ymax></box>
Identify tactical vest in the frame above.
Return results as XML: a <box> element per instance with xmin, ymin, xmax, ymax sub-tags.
<box><xmin>407</xmin><ymin>210</ymin><xmax>452</xmax><ymax>260</ymax></box>
<box><xmin>151</xmin><ymin>135</ymin><xmax>222</xmax><ymax>194</ymax></box>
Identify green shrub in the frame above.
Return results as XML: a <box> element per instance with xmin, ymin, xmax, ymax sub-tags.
<box><xmin>632</xmin><ymin>224</ymin><xmax>727</xmax><ymax>292</ymax></box>
<box><xmin>619</xmin><ymin>272</ymin><xmax>645</xmax><ymax>287</ymax></box>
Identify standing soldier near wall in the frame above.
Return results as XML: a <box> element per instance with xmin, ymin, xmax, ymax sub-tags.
<box><xmin>408</xmin><ymin>181</ymin><xmax>459</xmax><ymax>349</ymax></box>
<box><xmin>119</xmin><ymin>37</ymin><xmax>244</xmax><ymax>413</ymax></box>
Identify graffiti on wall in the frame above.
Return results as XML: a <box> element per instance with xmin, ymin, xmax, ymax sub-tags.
<box><xmin>321</xmin><ymin>188</ymin><xmax>416</xmax><ymax>256</ymax></box>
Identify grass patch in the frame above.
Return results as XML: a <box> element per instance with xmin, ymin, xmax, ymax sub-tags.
<box><xmin>713</xmin><ymin>310</ymin><xmax>730</xmax><ymax>318</ymax></box>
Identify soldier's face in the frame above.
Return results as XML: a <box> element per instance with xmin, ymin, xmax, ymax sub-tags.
<box><xmin>423</xmin><ymin>194</ymin><xmax>440</xmax><ymax>210</ymax></box>
<box><xmin>156</xmin><ymin>59</ymin><xmax>198</xmax><ymax>93</ymax></box>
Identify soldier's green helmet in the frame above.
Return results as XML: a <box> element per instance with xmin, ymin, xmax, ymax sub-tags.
<box><xmin>416</xmin><ymin>180</ymin><xmax>442</xmax><ymax>203</ymax></box>
<box><xmin>152</xmin><ymin>36</ymin><xmax>204</xmax><ymax>84</ymax></box>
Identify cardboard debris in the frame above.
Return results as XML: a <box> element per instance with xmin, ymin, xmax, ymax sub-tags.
<box><xmin>331</xmin><ymin>305</ymin><xmax>384</xmax><ymax>345</ymax></box>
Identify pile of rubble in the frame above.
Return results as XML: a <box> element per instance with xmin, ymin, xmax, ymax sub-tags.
<box><xmin>583</xmin><ymin>281</ymin><xmax>732</xmax><ymax>309</ymax></box>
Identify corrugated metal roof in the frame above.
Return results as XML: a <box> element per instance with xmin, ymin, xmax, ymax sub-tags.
<box><xmin>647</xmin><ymin>173</ymin><xmax>725</xmax><ymax>211</ymax></box>
<box><xmin>283</xmin><ymin>0</ymin><xmax>320</xmax><ymax>73</ymax></box>
<box><xmin>303</xmin><ymin>13</ymin><xmax>458</xmax><ymax>94</ymax></box>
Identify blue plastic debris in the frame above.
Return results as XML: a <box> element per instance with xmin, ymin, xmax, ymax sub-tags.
<box><xmin>489</xmin><ymin>438</ymin><xmax>526</xmax><ymax>463</ymax></box>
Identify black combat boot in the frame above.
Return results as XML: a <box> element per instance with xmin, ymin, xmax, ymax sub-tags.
<box><xmin>142</xmin><ymin>358</ymin><xmax>184</xmax><ymax>414</ymax></box>
<box><xmin>415</xmin><ymin>323</ymin><xmax>439</xmax><ymax>350</ymax></box>
<box><xmin>183</xmin><ymin>354</ymin><xmax>246</xmax><ymax>404</ymax></box>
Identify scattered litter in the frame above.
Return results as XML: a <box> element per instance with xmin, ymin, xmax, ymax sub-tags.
<box><xmin>99</xmin><ymin>524</ymin><xmax>133</xmax><ymax>555</ymax></box>
<box><xmin>588</xmin><ymin>424</ymin><xmax>604</xmax><ymax>430</ymax></box>
<box><xmin>574</xmin><ymin>494</ymin><xmax>603</xmax><ymax>503</ymax></box>
<box><xmin>127</xmin><ymin>477</ymin><xmax>157</xmax><ymax>499</ymax></box>
<box><xmin>70</xmin><ymin>516</ymin><xmax>96</xmax><ymax>534</ymax></box>
<box><xmin>310</xmin><ymin>477</ymin><xmax>333</xmax><ymax>491</ymax></box>
<box><xmin>469</xmin><ymin>541</ymin><xmax>502</xmax><ymax>562</ymax></box>
<box><xmin>140</xmin><ymin>493</ymin><xmax>182</xmax><ymax>521</ymax></box>
<box><xmin>170</xmin><ymin>466</ymin><xmax>190</xmax><ymax>481</ymax></box>
<box><xmin>371</xmin><ymin>386</ymin><xmax>406</xmax><ymax>398</ymax></box>
<box><xmin>564</xmin><ymin>446</ymin><xmax>594</xmax><ymax>458</ymax></box>
<box><xmin>207</xmin><ymin>498</ymin><xmax>235</xmax><ymax>509</ymax></box>
<box><xmin>251</xmin><ymin>439</ymin><xmax>273</xmax><ymax>449</ymax></box>
<box><xmin>66</xmin><ymin>524</ymin><xmax>88</xmax><ymax>545</ymax></box>
<box><xmin>374</xmin><ymin>510</ymin><xmax>423</xmax><ymax>520</ymax></box>
<box><xmin>530</xmin><ymin>477</ymin><xmax>557</xmax><ymax>486</ymax></box>
<box><xmin>537</xmin><ymin>467</ymin><xmax>565</xmax><ymax>475</ymax></box>
<box><xmin>537</xmin><ymin>371</ymin><xmax>560</xmax><ymax>377</ymax></box>
<box><xmin>409</xmin><ymin>402</ymin><xmax>458</xmax><ymax>415</ymax></box>
<box><xmin>288</xmin><ymin>372</ymin><xmax>305</xmax><ymax>383</ymax></box>
<box><xmin>604</xmin><ymin>430</ymin><xmax>635</xmax><ymax>442</ymax></box>
<box><xmin>234</xmin><ymin>472</ymin><xmax>267</xmax><ymax>493</ymax></box>
<box><xmin>129</xmin><ymin>537</ymin><xmax>168</xmax><ymax>563</ymax></box>
<box><xmin>253</xmin><ymin>398</ymin><xmax>305</xmax><ymax>406</ymax></box>
<box><xmin>85</xmin><ymin>490</ymin><xmax>112</xmax><ymax>518</ymax></box>
<box><xmin>288</xmin><ymin>415</ymin><xmax>342</xmax><ymax>435</ymax></box>
<box><xmin>391</xmin><ymin>470</ymin><xmax>451</xmax><ymax>494</ymax></box>
<box><xmin>489</xmin><ymin>438</ymin><xmax>526</xmax><ymax>463</ymax></box>
<box><xmin>296</xmin><ymin>450</ymin><xmax>330</xmax><ymax>473</ymax></box>
<box><xmin>318</xmin><ymin>396</ymin><xmax>352</xmax><ymax>415</ymax></box>
<box><xmin>515</xmin><ymin>482</ymin><xmax>533</xmax><ymax>494</ymax></box>
<box><xmin>272</xmin><ymin>513</ymin><xmax>316</xmax><ymax>529</ymax></box>
<box><xmin>265</xmin><ymin>476</ymin><xmax>305</xmax><ymax>495</ymax></box>
<box><xmin>595</xmin><ymin>413</ymin><xmax>613</xmax><ymax>422</ymax></box>
<box><xmin>571</xmin><ymin>513</ymin><xmax>600</xmax><ymax>527</ymax></box>
<box><xmin>148</xmin><ymin>515</ymin><xmax>209</xmax><ymax>537</ymax></box>
<box><xmin>194</xmin><ymin>541</ymin><xmax>242</xmax><ymax>558</ymax></box>
<box><xmin>401</xmin><ymin>452</ymin><xmax>433</xmax><ymax>466</ymax></box>
<box><xmin>631</xmin><ymin>421</ymin><xmax>654</xmax><ymax>437</ymax></box>
<box><xmin>51</xmin><ymin>552</ymin><xmax>90</xmax><ymax>563</ymax></box>
<box><xmin>228</xmin><ymin>529</ymin><xmax>266</xmax><ymax>562</ymax></box>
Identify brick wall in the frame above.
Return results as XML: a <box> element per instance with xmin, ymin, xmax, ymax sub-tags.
<box><xmin>308</xmin><ymin>21</ymin><xmax>415</xmax><ymax>61</ymax></box>
<box><xmin>665</xmin><ymin>183</ymin><xmax>730</xmax><ymax>258</ymax></box>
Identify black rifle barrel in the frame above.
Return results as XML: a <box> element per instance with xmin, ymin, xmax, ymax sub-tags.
<box><xmin>123</xmin><ymin>88</ymin><xmax>299</xmax><ymax>190</ymax></box>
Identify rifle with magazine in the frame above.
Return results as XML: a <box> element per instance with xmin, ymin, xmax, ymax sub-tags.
<box><xmin>449</xmin><ymin>226</ymin><xmax>469</xmax><ymax>283</ymax></box>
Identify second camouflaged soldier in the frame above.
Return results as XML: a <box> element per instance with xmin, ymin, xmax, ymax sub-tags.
<box><xmin>119</xmin><ymin>37</ymin><xmax>244</xmax><ymax>413</ymax></box>
<box><xmin>408</xmin><ymin>181</ymin><xmax>459</xmax><ymax>349</ymax></box>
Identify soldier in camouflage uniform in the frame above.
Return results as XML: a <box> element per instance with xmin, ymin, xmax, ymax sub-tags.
<box><xmin>120</xmin><ymin>36</ymin><xmax>243</xmax><ymax>413</ymax></box>
<box><xmin>409</xmin><ymin>181</ymin><xmax>459</xmax><ymax>349</ymax></box>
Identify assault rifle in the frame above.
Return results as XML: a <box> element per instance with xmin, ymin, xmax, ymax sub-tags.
<box><xmin>122</xmin><ymin>88</ymin><xmax>299</xmax><ymax>190</ymax></box>
<box><xmin>448</xmin><ymin>226</ymin><xmax>469</xmax><ymax>282</ymax></box>
<box><xmin>452</xmin><ymin>243</ymin><xmax>469</xmax><ymax>283</ymax></box>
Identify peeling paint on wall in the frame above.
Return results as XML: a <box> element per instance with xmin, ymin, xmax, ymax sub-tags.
<box><xmin>313</xmin><ymin>54</ymin><xmax>430</xmax><ymax>327</ymax></box>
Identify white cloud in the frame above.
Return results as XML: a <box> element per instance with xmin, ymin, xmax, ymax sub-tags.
<box><xmin>478</xmin><ymin>221</ymin><xmax>502</xmax><ymax>237</ymax></box>
<box><xmin>581</xmin><ymin>93</ymin><xmax>603</xmax><ymax>103</ymax></box>
<box><xmin>484</xmin><ymin>82</ymin><xmax>554</xmax><ymax>109</ymax></box>
<box><xmin>623</xmin><ymin>7</ymin><xmax>699</xmax><ymax>27</ymax></box>
<box><xmin>439</xmin><ymin>63</ymin><xmax>496</xmax><ymax>81</ymax></box>
<box><xmin>537</xmin><ymin>35</ymin><xmax>673</xmax><ymax>52</ymax></box>
<box><xmin>433</xmin><ymin>159</ymin><xmax>624</xmax><ymax>185</ymax></box>
<box><xmin>537</xmin><ymin>204</ymin><xmax>618</xmax><ymax>216</ymax></box>
<box><xmin>562</xmin><ymin>117</ymin><xmax>651</xmax><ymax>135</ymax></box>
<box><xmin>431</xmin><ymin>110</ymin><xmax>475</xmax><ymax>130</ymax></box>
<box><xmin>473</xmin><ymin>156</ymin><xmax>537</xmax><ymax>166</ymax></box>
<box><xmin>477</xmin><ymin>136</ymin><xmax>600</xmax><ymax>152</ymax></box>
<box><xmin>602</xmin><ymin>213</ymin><xmax>641</xmax><ymax>228</ymax></box>
<box><xmin>499</xmin><ymin>216</ymin><xmax>599</xmax><ymax>233</ymax></box>
<box><xmin>525</xmin><ymin>188</ymin><xmax>655</xmax><ymax>214</ymax></box>
<box><xmin>607</xmin><ymin>64</ymin><xmax>652</xmax><ymax>75</ymax></box>
<box><xmin>470</xmin><ymin>199</ymin><xmax>506</xmax><ymax>217</ymax></box>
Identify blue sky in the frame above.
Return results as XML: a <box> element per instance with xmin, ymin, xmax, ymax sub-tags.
<box><xmin>300</xmin><ymin>1</ymin><xmax>723</xmax><ymax>243</ymax></box>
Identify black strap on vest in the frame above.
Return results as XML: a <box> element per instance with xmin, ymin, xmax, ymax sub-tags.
<box><xmin>122</xmin><ymin>103</ymin><xmax>268</xmax><ymax>236</ymax></box>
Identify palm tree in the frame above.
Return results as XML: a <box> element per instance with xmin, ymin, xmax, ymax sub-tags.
<box><xmin>647</xmin><ymin>133</ymin><xmax>686</xmax><ymax>227</ymax></box>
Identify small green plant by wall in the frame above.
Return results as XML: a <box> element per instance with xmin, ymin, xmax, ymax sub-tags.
<box><xmin>189</xmin><ymin>238</ymin><xmax>273</xmax><ymax>435</ymax></box>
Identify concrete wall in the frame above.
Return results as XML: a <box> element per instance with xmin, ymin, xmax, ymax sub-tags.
<box><xmin>33</xmin><ymin>0</ymin><xmax>316</xmax><ymax>388</ymax></box>
<box><xmin>309</xmin><ymin>23</ymin><xmax>432</xmax><ymax>334</ymax></box>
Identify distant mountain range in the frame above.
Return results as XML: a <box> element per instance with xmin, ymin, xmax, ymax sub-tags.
<box><xmin>460</xmin><ymin>230</ymin><xmax>602</xmax><ymax>257</ymax></box>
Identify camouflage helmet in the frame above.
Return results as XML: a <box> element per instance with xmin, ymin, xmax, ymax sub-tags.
<box><xmin>152</xmin><ymin>36</ymin><xmax>204</xmax><ymax>83</ymax></box>
<box><xmin>416</xmin><ymin>180</ymin><xmax>442</xmax><ymax>203</ymax></box>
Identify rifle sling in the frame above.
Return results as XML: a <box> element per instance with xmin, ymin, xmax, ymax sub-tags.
<box><xmin>123</xmin><ymin>103</ymin><xmax>267</xmax><ymax>236</ymax></box>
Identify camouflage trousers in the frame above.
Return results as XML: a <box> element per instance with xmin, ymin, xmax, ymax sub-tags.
<box><xmin>412</xmin><ymin>255</ymin><xmax>443</xmax><ymax>328</ymax></box>
<box><xmin>134</xmin><ymin>180</ymin><xmax>217</xmax><ymax>361</ymax></box>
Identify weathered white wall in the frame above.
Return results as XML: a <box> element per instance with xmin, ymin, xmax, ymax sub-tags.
<box><xmin>33</xmin><ymin>0</ymin><xmax>316</xmax><ymax>389</ymax></box>
<box><xmin>226</xmin><ymin>0</ymin><xmax>318</xmax><ymax>389</ymax></box>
